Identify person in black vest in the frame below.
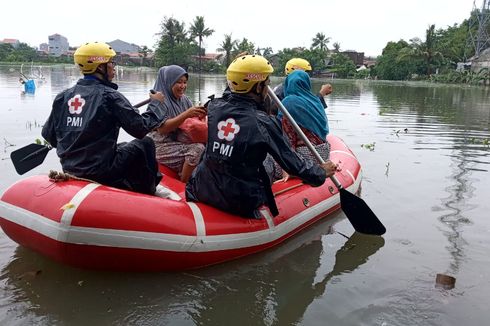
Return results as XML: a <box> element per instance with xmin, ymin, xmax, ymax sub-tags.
<box><xmin>185</xmin><ymin>54</ymin><xmax>338</xmax><ymax>218</ymax></box>
<box><xmin>42</xmin><ymin>42</ymin><xmax>165</xmax><ymax>195</ymax></box>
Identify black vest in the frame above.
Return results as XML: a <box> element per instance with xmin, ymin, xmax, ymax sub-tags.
<box><xmin>186</xmin><ymin>92</ymin><xmax>326</xmax><ymax>218</ymax></box>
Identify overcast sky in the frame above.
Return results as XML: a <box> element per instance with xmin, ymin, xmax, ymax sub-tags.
<box><xmin>1</xmin><ymin>0</ymin><xmax>478</xmax><ymax>57</ymax></box>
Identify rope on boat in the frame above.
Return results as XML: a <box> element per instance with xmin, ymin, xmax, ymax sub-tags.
<box><xmin>48</xmin><ymin>170</ymin><xmax>98</xmax><ymax>184</ymax></box>
<box><xmin>272</xmin><ymin>182</ymin><xmax>304</xmax><ymax>196</ymax></box>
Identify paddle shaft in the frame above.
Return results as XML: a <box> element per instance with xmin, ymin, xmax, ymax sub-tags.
<box><xmin>267</xmin><ymin>86</ymin><xmax>343</xmax><ymax>190</ymax></box>
<box><xmin>133</xmin><ymin>89</ymin><xmax>157</xmax><ymax>109</ymax></box>
<box><xmin>267</xmin><ymin>85</ymin><xmax>386</xmax><ymax>236</ymax></box>
<box><xmin>133</xmin><ymin>97</ymin><xmax>151</xmax><ymax>108</ymax></box>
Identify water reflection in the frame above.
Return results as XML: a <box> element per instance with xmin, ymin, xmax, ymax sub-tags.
<box><xmin>0</xmin><ymin>216</ymin><xmax>384</xmax><ymax>325</ymax></box>
<box><xmin>1</xmin><ymin>65</ymin><xmax>490</xmax><ymax>325</ymax></box>
<box><xmin>370</xmin><ymin>78</ymin><xmax>489</xmax><ymax>276</ymax></box>
<box><xmin>49</xmin><ymin>66</ymin><xmax>80</xmax><ymax>93</ymax></box>
<box><xmin>187</xmin><ymin>228</ymin><xmax>384</xmax><ymax>325</ymax></box>
<box><xmin>438</xmin><ymin>148</ymin><xmax>475</xmax><ymax>274</ymax></box>
<box><xmin>372</xmin><ymin>81</ymin><xmax>490</xmax><ymax>128</ymax></box>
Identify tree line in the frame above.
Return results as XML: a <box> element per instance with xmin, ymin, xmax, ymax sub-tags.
<box><xmin>373</xmin><ymin>9</ymin><xmax>490</xmax><ymax>84</ymax></box>
<box><xmin>153</xmin><ymin>16</ymin><xmax>358</xmax><ymax>78</ymax></box>
<box><xmin>1</xmin><ymin>9</ymin><xmax>489</xmax><ymax>84</ymax></box>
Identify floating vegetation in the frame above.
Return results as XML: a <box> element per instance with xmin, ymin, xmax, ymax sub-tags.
<box><xmin>361</xmin><ymin>142</ymin><xmax>376</xmax><ymax>151</ymax></box>
<box><xmin>392</xmin><ymin>128</ymin><xmax>409</xmax><ymax>137</ymax></box>
<box><xmin>35</xmin><ymin>138</ymin><xmax>49</xmax><ymax>146</ymax></box>
<box><xmin>468</xmin><ymin>138</ymin><xmax>490</xmax><ymax>147</ymax></box>
<box><xmin>379</xmin><ymin>106</ymin><xmax>400</xmax><ymax>115</ymax></box>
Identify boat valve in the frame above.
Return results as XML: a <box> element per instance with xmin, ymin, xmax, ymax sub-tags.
<box><xmin>302</xmin><ymin>198</ymin><xmax>310</xmax><ymax>207</ymax></box>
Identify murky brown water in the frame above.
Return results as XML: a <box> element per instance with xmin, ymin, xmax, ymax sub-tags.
<box><xmin>0</xmin><ymin>65</ymin><xmax>489</xmax><ymax>325</ymax></box>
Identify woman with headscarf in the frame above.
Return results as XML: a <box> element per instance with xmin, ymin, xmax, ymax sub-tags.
<box><xmin>148</xmin><ymin>65</ymin><xmax>207</xmax><ymax>183</ymax></box>
<box><xmin>275</xmin><ymin>70</ymin><xmax>330</xmax><ymax>181</ymax></box>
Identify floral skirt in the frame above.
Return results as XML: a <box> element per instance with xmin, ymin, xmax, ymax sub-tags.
<box><xmin>264</xmin><ymin>141</ymin><xmax>331</xmax><ymax>182</ymax></box>
<box><xmin>154</xmin><ymin>140</ymin><xmax>205</xmax><ymax>175</ymax></box>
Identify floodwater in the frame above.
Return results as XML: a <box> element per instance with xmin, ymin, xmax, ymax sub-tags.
<box><xmin>0</xmin><ymin>65</ymin><xmax>489</xmax><ymax>325</ymax></box>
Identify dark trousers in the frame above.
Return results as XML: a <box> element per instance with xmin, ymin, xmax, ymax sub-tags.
<box><xmin>96</xmin><ymin>137</ymin><xmax>162</xmax><ymax>195</ymax></box>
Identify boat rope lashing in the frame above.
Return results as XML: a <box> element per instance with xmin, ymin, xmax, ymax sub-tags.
<box><xmin>48</xmin><ymin>170</ymin><xmax>98</xmax><ymax>184</ymax></box>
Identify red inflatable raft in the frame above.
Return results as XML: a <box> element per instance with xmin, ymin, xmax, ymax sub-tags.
<box><xmin>0</xmin><ymin>135</ymin><xmax>361</xmax><ymax>271</ymax></box>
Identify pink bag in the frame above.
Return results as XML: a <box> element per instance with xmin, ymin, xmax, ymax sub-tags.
<box><xmin>177</xmin><ymin>117</ymin><xmax>208</xmax><ymax>144</ymax></box>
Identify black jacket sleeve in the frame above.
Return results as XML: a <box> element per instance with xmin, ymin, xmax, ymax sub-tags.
<box><xmin>108</xmin><ymin>92</ymin><xmax>164</xmax><ymax>139</ymax></box>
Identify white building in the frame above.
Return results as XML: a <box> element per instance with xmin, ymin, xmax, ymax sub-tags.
<box><xmin>471</xmin><ymin>47</ymin><xmax>490</xmax><ymax>72</ymax></box>
<box><xmin>48</xmin><ymin>34</ymin><xmax>69</xmax><ymax>57</ymax></box>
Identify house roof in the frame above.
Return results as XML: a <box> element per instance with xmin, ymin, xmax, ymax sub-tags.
<box><xmin>1</xmin><ymin>38</ymin><xmax>19</xmax><ymax>44</ymax></box>
<box><xmin>192</xmin><ymin>53</ymin><xmax>223</xmax><ymax>60</ymax></box>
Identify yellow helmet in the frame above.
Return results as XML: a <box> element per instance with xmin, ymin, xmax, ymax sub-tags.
<box><xmin>285</xmin><ymin>58</ymin><xmax>312</xmax><ymax>75</ymax></box>
<box><xmin>226</xmin><ymin>55</ymin><xmax>274</xmax><ymax>93</ymax></box>
<box><xmin>74</xmin><ymin>42</ymin><xmax>116</xmax><ymax>74</ymax></box>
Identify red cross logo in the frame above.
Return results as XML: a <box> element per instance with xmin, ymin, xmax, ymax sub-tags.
<box><xmin>68</xmin><ymin>94</ymin><xmax>85</xmax><ymax>114</ymax></box>
<box><xmin>217</xmin><ymin>118</ymin><xmax>240</xmax><ymax>141</ymax></box>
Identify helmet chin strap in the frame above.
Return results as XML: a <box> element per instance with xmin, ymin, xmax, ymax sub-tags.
<box><xmin>246</xmin><ymin>81</ymin><xmax>268</xmax><ymax>106</ymax></box>
<box><xmin>95</xmin><ymin>64</ymin><xmax>110</xmax><ymax>82</ymax></box>
<box><xmin>257</xmin><ymin>80</ymin><xmax>270</xmax><ymax>99</ymax></box>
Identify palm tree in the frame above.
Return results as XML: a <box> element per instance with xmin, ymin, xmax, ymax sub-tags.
<box><xmin>332</xmin><ymin>42</ymin><xmax>341</xmax><ymax>53</ymax></box>
<box><xmin>217</xmin><ymin>34</ymin><xmax>236</xmax><ymax>68</ymax></box>
<box><xmin>155</xmin><ymin>17</ymin><xmax>190</xmax><ymax>67</ymax></box>
<box><xmin>232</xmin><ymin>38</ymin><xmax>255</xmax><ymax>57</ymax></box>
<box><xmin>159</xmin><ymin>17</ymin><xmax>187</xmax><ymax>46</ymax></box>
<box><xmin>422</xmin><ymin>24</ymin><xmax>443</xmax><ymax>75</ymax></box>
<box><xmin>190</xmin><ymin>16</ymin><xmax>214</xmax><ymax>102</ymax></box>
<box><xmin>256</xmin><ymin>46</ymin><xmax>273</xmax><ymax>58</ymax></box>
<box><xmin>398</xmin><ymin>24</ymin><xmax>444</xmax><ymax>76</ymax></box>
<box><xmin>311</xmin><ymin>32</ymin><xmax>330</xmax><ymax>52</ymax></box>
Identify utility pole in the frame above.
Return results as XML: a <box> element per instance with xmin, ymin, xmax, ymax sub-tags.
<box><xmin>465</xmin><ymin>0</ymin><xmax>490</xmax><ymax>60</ymax></box>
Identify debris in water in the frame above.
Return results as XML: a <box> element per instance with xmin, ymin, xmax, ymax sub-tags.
<box><xmin>435</xmin><ymin>273</ymin><xmax>456</xmax><ymax>290</ymax></box>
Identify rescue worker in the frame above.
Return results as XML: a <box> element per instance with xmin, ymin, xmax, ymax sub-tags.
<box><xmin>272</xmin><ymin>58</ymin><xmax>332</xmax><ymax>115</ymax></box>
<box><xmin>42</xmin><ymin>42</ymin><xmax>165</xmax><ymax>195</ymax></box>
<box><xmin>185</xmin><ymin>54</ymin><xmax>338</xmax><ymax>218</ymax></box>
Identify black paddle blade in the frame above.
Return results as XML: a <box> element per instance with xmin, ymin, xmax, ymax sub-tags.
<box><xmin>10</xmin><ymin>143</ymin><xmax>51</xmax><ymax>175</ymax></box>
<box><xmin>339</xmin><ymin>188</ymin><xmax>386</xmax><ymax>236</ymax></box>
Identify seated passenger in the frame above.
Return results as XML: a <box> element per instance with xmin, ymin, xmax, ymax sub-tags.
<box><xmin>272</xmin><ymin>57</ymin><xmax>332</xmax><ymax>115</ymax></box>
<box><xmin>148</xmin><ymin>65</ymin><xmax>207</xmax><ymax>183</ymax></box>
<box><xmin>186</xmin><ymin>55</ymin><xmax>338</xmax><ymax>219</ymax></box>
<box><xmin>276</xmin><ymin>70</ymin><xmax>331</xmax><ymax>181</ymax></box>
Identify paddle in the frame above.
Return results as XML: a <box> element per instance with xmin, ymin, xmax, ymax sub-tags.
<box><xmin>10</xmin><ymin>93</ymin><xmax>156</xmax><ymax>175</ymax></box>
<box><xmin>267</xmin><ymin>86</ymin><xmax>386</xmax><ymax>236</ymax></box>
